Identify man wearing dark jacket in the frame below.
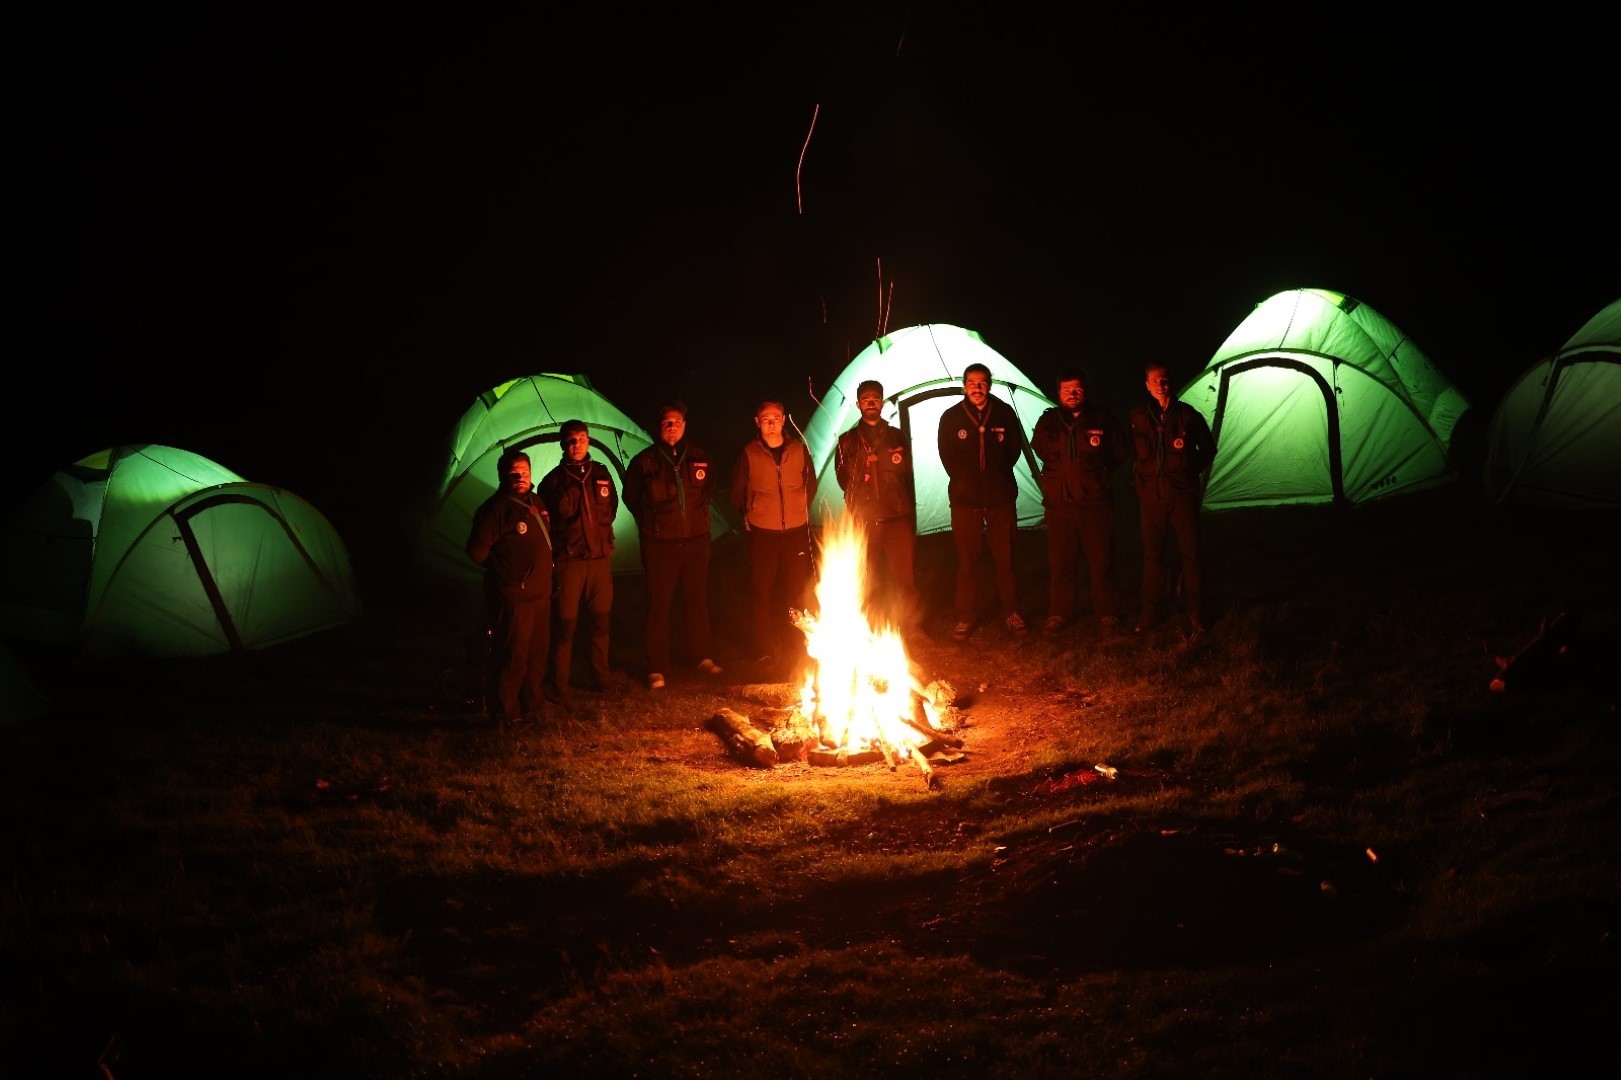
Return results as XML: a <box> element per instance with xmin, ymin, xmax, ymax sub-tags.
<box><xmin>465</xmin><ymin>449</ymin><xmax>552</xmax><ymax>728</ymax></box>
<box><xmin>834</xmin><ymin>379</ymin><xmax>921</xmax><ymax>637</ymax></box>
<box><xmin>937</xmin><ymin>362</ymin><xmax>1030</xmax><ymax>640</ymax></box>
<box><xmin>625</xmin><ymin>400</ymin><xmax>722</xmax><ymax>690</ymax></box>
<box><xmin>1031</xmin><ymin>367</ymin><xmax>1128</xmax><ymax>635</ymax></box>
<box><xmin>1129</xmin><ymin>363</ymin><xmax>1217</xmax><ymax>638</ymax></box>
<box><xmin>538</xmin><ymin>419</ymin><xmax>618</xmax><ymax>697</ymax></box>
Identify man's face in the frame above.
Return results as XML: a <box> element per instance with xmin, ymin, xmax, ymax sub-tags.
<box><xmin>503</xmin><ymin>458</ymin><xmax>532</xmax><ymax>495</ymax></box>
<box><xmin>857</xmin><ymin>389</ymin><xmax>884</xmax><ymax>425</ymax></box>
<box><xmin>963</xmin><ymin>372</ymin><xmax>990</xmax><ymax>408</ymax></box>
<box><xmin>1145</xmin><ymin>368</ymin><xmax>1173</xmax><ymax>405</ymax></box>
<box><xmin>563</xmin><ymin>429</ymin><xmax>591</xmax><ymax>462</ymax></box>
<box><xmin>1058</xmin><ymin>378</ymin><xmax>1086</xmax><ymax>413</ymax></box>
<box><xmin>659</xmin><ymin>410</ymin><xmax>686</xmax><ymax>447</ymax></box>
<box><xmin>755</xmin><ymin>407</ymin><xmax>786</xmax><ymax>442</ymax></box>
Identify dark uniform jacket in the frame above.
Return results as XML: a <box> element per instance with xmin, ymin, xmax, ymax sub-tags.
<box><xmin>1128</xmin><ymin>399</ymin><xmax>1216</xmax><ymax>496</ymax></box>
<box><xmin>1031</xmin><ymin>404</ymin><xmax>1128</xmax><ymax>508</ymax></box>
<box><xmin>936</xmin><ymin>395</ymin><xmax>1028</xmax><ymax>509</ymax></box>
<box><xmin>729</xmin><ymin>438</ymin><xmax>816</xmax><ymax>531</ymax></box>
<box><xmin>538</xmin><ymin>458</ymin><xmax>618</xmax><ymax>561</ymax></box>
<box><xmin>625</xmin><ymin>438</ymin><xmax>713</xmax><ymax>540</ymax></box>
<box><xmin>465</xmin><ymin>492</ymin><xmax>552</xmax><ymax>597</ymax></box>
<box><xmin>834</xmin><ymin>420</ymin><xmax>914</xmax><ymax>525</ymax></box>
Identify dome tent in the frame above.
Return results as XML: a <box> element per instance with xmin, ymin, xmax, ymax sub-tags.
<box><xmin>0</xmin><ymin>445</ymin><xmax>362</xmax><ymax>659</ymax></box>
<box><xmin>417</xmin><ymin>373</ymin><xmax>729</xmax><ymax>586</ymax></box>
<box><xmin>1180</xmin><ymin>288</ymin><xmax>1471</xmax><ymax>509</ymax></box>
<box><xmin>1482</xmin><ymin>297</ymin><xmax>1620</xmax><ymax>508</ymax></box>
<box><xmin>802</xmin><ymin>324</ymin><xmax>1054</xmax><ymax>535</ymax></box>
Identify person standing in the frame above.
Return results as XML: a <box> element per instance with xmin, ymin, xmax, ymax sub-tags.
<box><xmin>937</xmin><ymin>362</ymin><xmax>1031</xmax><ymax>641</ymax></box>
<box><xmin>1129</xmin><ymin>363</ymin><xmax>1217</xmax><ymax>638</ymax></box>
<box><xmin>465</xmin><ymin>449</ymin><xmax>552</xmax><ymax>728</ymax></box>
<box><xmin>625</xmin><ymin>400</ymin><xmax>723</xmax><ymax>691</ymax></box>
<box><xmin>1031</xmin><ymin>367</ymin><xmax>1128</xmax><ymax>635</ymax></box>
<box><xmin>833</xmin><ymin>379</ymin><xmax>922</xmax><ymax>637</ymax></box>
<box><xmin>538</xmin><ymin>419</ymin><xmax>618</xmax><ymax>697</ymax></box>
<box><xmin>729</xmin><ymin>398</ymin><xmax>818</xmax><ymax>669</ymax></box>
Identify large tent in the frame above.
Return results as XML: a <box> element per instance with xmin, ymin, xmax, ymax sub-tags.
<box><xmin>0</xmin><ymin>445</ymin><xmax>362</xmax><ymax>659</ymax></box>
<box><xmin>417</xmin><ymin>373</ymin><xmax>728</xmax><ymax>586</ymax></box>
<box><xmin>1179</xmin><ymin>288</ymin><xmax>1472</xmax><ymax>509</ymax></box>
<box><xmin>1482</xmin><ymin>298</ymin><xmax>1621</xmax><ymax>508</ymax></box>
<box><xmin>803</xmin><ymin>323</ymin><xmax>1054</xmax><ymax>535</ymax></box>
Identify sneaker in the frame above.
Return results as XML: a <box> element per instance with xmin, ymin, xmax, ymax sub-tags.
<box><xmin>696</xmin><ymin>658</ymin><xmax>723</xmax><ymax>676</ymax></box>
<box><xmin>1041</xmin><ymin>615</ymin><xmax>1069</xmax><ymax>634</ymax></box>
<box><xmin>1006</xmin><ymin>612</ymin><xmax>1029</xmax><ymax>636</ymax></box>
<box><xmin>646</xmin><ymin>672</ymin><xmax>666</xmax><ymax>690</ymax></box>
<box><xmin>952</xmin><ymin>621</ymin><xmax>973</xmax><ymax>642</ymax></box>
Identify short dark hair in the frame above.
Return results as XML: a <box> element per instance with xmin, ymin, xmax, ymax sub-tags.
<box><xmin>1145</xmin><ymin>363</ymin><xmax>1171</xmax><ymax>378</ymax></box>
<box><xmin>856</xmin><ymin>379</ymin><xmax>883</xmax><ymax>400</ymax></box>
<box><xmin>558</xmin><ymin>419</ymin><xmax>589</xmax><ymax>440</ymax></box>
<box><xmin>963</xmin><ymin>363</ymin><xmax>991</xmax><ymax>383</ymax></box>
<box><xmin>496</xmin><ymin>449</ymin><xmax>530</xmax><ymax>478</ymax></box>
<box><xmin>1057</xmin><ymin>367</ymin><xmax>1088</xmax><ymax>387</ymax></box>
<box><xmin>657</xmin><ymin>399</ymin><xmax>688</xmax><ymax>422</ymax></box>
<box><xmin>755</xmin><ymin>399</ymin><xmax>785</xmax><ymax>417</ymax></box>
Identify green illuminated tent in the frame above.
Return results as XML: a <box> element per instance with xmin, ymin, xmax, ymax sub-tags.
<box><xmin>1180</xmin><ymin>288</ymin><xmax>1471</xmax><ymax>509</ymax></box>
<box><xmin>802</xmin><ymin>324</ymin><xmax>1054</xmax><ymax>535</ymax></box>
<box><xmin>418</xmin><ymin>373</ymin><xmax>729</xmax><ymax>586</ymax></box>
<box><xmin>0</xmin><ymin>445</ymin><xmax>362</xmax><ymax>659</ymax></box>
<box><xmin>1483</xmin><ymin>298</ymin><xmax>1621</xmax><ymax>508</ymax></box>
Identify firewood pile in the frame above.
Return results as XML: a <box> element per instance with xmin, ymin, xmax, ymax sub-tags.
<box><xmin>706</xmin><ymin>678</ymin><xmax>965</xmax><ymax>789</ymax></box>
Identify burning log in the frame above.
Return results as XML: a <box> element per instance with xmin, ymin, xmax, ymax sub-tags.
<box><xmin>706</xmin><ymin>708</ymin><xmax>779</xmax><ymax>768</ymax></box>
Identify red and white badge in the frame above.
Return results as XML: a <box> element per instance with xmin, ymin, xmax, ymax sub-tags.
<box><xmin>517</xmin><ymin>521</ymin><xmax>528</xmax><ymax>535</ymax></box>
<box><xmin>891</xmin><ymin>452</ymin><xmax>903</xmax><ymax>465</ymax></box>
<box><xmin>957</xmin><ymin>429</ymin><xmax>968</xmax><ymax>439</ymax></box>
<box><xmin>597</xmin><ymin>480</ymin><xmax>611</xmax><ymax>498</ymax></box>
<box><xmin>694</xmin><ymin>468</ymin><xmax>706</xmax><ymax>481</ymax></box>
<box><xmin>1173</xmin><ymin>437</ymin><xmax>1185</xmax><ymax>451</ymax></box>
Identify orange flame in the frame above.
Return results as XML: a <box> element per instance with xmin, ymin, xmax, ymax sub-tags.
<box><xmin>794</xmin><ymin>510</ymin><xmax>937</xmax><ymax>753</ymax></box>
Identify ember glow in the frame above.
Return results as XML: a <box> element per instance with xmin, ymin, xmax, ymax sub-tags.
<box><xmin>793</xmin><ymin>510</ymin><xmax>943</xmax><ymax>758</ymax></box>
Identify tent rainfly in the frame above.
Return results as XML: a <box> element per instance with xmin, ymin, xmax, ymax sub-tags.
<box><xmin>0</xmin><ymin>445</ymin><xmax>362</xmax><ymax>658</ymax></box>
<box><xmin>418</xmin><ymin>373</ymin><xmax>728</xmax><ymax>586</ymax></box>
<box><xmin>1180</xmin><ymin>288</ymin><xmax>1472</xmax><ymax>509</ymax></box>
<box><xmin>803</xmin><ymin>324</ymin><xmax>1054</xmax><ymax>535</ymax></box>
<box><xmin>1482</xmin><ymin>297</ymin><xmax>1621</xmax><ymax>509</ymax></box>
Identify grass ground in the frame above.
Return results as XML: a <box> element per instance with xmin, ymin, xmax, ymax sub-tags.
<box><xmin>4</xmin><ymin>488</ymin><xmax>1619</xmax><ymax>1079</ymax></box>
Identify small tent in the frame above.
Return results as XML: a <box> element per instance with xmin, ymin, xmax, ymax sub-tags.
<box><xmin>418</xmin><ymin>373</ymin><xmax>728</xmax><ymax>585</ymax></box>
<box><xmin>1180</xmin><ymin>288</ymin><xmax>1471</xmax><ymax>509</ymax></box>
<box><xmin>0</xmin><ymin>445</ymin><xmax>362</xmax><ymax>658</ymax></box>
<box><xmin>1482</xmin><ymin>298</ymin><xmax>1621</xmax><ymax>508</ymax></box>
<box><xmin>803</xmin><ymin>324</ymin><xmax>1055</xmax><ymax>535</ymax></box>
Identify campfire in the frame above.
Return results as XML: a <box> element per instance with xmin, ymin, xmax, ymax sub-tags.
<box><xmin>707</xmin><ymin>510</ymin><xmax>963</xmax><ymax>788</ymax></box>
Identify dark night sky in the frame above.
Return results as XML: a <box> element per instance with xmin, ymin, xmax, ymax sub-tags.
<box><xmin>13</xmin><ymin>3</ymin><xmax>1617</xmax><ymax>570</ymax></box>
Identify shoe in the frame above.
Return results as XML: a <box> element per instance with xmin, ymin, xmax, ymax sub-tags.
<box><xmin>696</xmin><ymin>658</ymin><xmax>723</xmax><ymax>676</ymax></box>
<box><xmin>647</xmin><ymin>672</ymin><xmax>666</xmax><ymax>690</ymax></box>
<box><xmin>1006</xmin><ymin>612</ymin><xmax>1028</xmax><ymax>636</ymax></box>
<box><xmin>1099</xmin><ymin>615</ymin><xmax>1120</xmax><ymax>636</ymax></box>
<box><xmin>1041</xmin><ymin>615</ymin><xmax>1069</xmax><ymax>634</ymax></box>
<box><xmin>952</xmin><ymin>621</ymin><xmax>973</xmax><ymax>642</ymax></box>
<box><xmin>1187</xmin><ymin>617</ymin><xmax>1207</xmax><ymax>642</ymax></box>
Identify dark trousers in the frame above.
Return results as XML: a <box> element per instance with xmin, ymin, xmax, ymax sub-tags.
<box><xmin>1045</xmin><ymin>503</ymin><xmax>1120</xmax><ymax>620</ymax></box>
<box><xmin>864</xmin><ymin>516</ymin><xmax>921</xmax><ymax>633</ymax></box>
<box><xmin>484</xmin><ymin>581</ymin><xmax>549</xmax><ymax>723</ymax></box>
<box><xmin>640</xmin><ymin>533</ymin><xmax>712</xmax><ymax>673</ymax></box>
<box><xmin>950</xmin><ymin>503</ymin><xmax>1018</xmax><ymax>623</ymax></box>
<box><xmin>1139</xmin><ymin>489</ymin><xmax>1204</xmax><ymax>623</ymax></box>
<box><xmin>551</xmin><ymin>556</ymin><xmax>613</xmax><ymax>691</ymax></box>
<box><xmin>746</xmin><ymin>524</ymin><xmax>814</xmax><ymax>655</ymax></box>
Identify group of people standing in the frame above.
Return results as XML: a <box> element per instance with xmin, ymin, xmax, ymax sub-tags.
<box><xmin>464</xmin><ymin>362</ymin><xmax>1215</xmax><ymax>727</ymax></box>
